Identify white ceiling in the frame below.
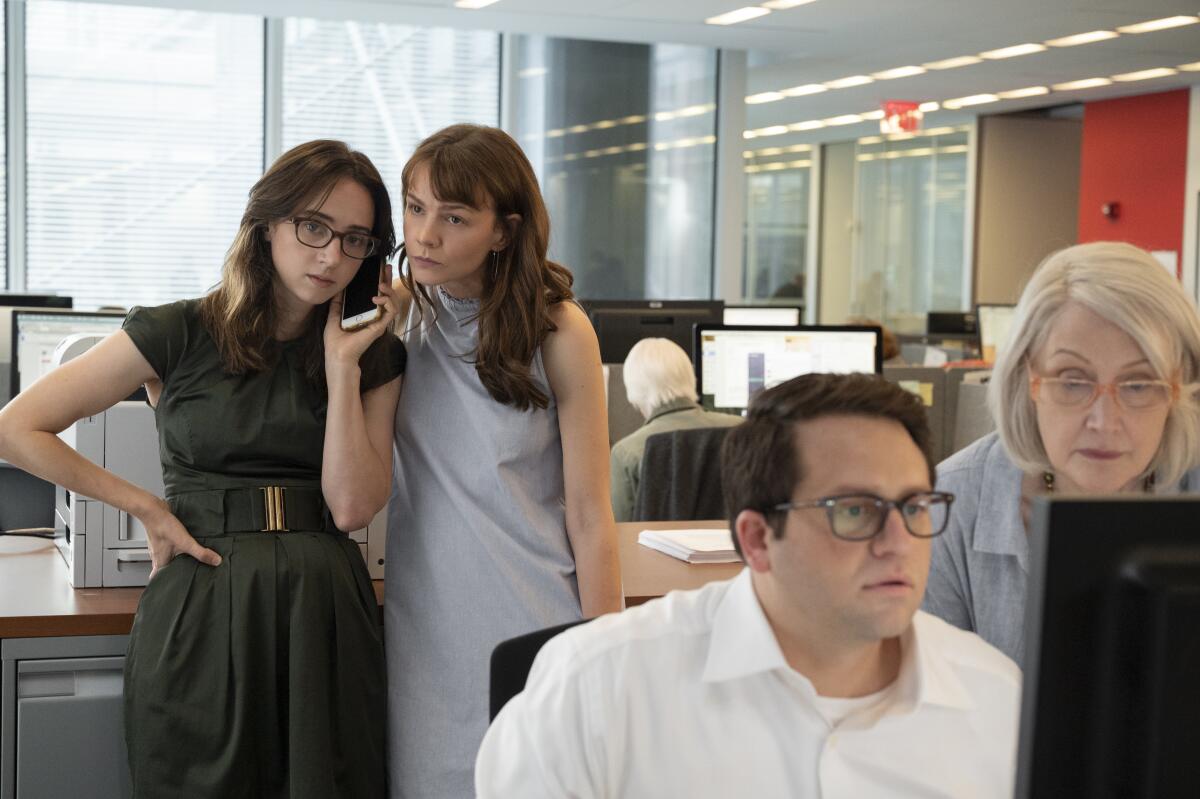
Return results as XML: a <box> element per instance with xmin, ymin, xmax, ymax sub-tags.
<box><xmin>139</xmin><ymin>0</ymin><xmax>1200</xmax><ymax>140</ymax></box>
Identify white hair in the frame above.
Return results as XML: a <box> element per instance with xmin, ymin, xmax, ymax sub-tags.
<box><xmin>988</xmin><ymin>241</ymin><xmax>1200</xmax><ymax>488</ymax></box>
<box><xmin>622</xmin><ymin>338</ymin><xmax>698</xmax><ymax>419</ymax></box>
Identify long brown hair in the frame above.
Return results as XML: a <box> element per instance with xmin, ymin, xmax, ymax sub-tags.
<box><xmin>200</xmin><ymin>140</ymin><xmax>396</xmax><ymax>385</ymax></box>
<box><xmin>398</xmin><ymin>124</ymin><xmax>574</xmax><ymax>410</ymax></box>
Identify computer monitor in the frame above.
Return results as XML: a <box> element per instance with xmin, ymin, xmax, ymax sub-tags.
<box><xmin>10</xmin><ymin>310</ymin><xmax>125</xmax><ymax>399</ymax></box>
<box><xmin>927</xmin><ymin>311</ymin><xmax>977</xmax><ymax>335</ymax></box>
<box><xmin>583</xmin><ymin>300</ymin><xmax>724</xmax><ymax>363</ymax></box>
<box><xmin>0</xmin><ymin>293</ymin><xmax>72</xmax><ymax>309</ymax></box>
<box><xmin>694</xmin><ymin>324</ymin><xmax>881</xmax><ymax>413</ymax></box>
<box><xmin>1017</xmin><ymin>496</ymin><xmax>1200</xmax><ymax>798</ymax></box>
<box><xmin>977</xmin><ymin>303</ymin><xmax>1016</xmax><ymax>363</ymax></box>
<box><xmin>722</xmin><ymin>305</ymin><xmax>802</xmax><ymax>327</ymax></box>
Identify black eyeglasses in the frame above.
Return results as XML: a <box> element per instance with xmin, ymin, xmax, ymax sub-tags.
<box><xmin>771</xmin><ymin>491</ymin><xmax>954</xmax><ymax>541</ymax></box>
<box><xmin>286</xmin><ymin>217</ymin><xmax>380</xmax><ymax>260</ymax></box>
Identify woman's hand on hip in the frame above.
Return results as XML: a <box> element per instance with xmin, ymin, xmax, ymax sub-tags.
<box><xmin>141</xmin><ymin>497</ymin><xmax>221</xmax><ymax>577</ymax></box>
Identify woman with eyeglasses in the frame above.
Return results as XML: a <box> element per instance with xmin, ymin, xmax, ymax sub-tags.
<box><xmin>0</xmin><ymin>140</ymin><xmax>403</xmax><ymax>797</ymax></box>
<box><xmin>922</xmin><ymin>241</ymin><xmax>1200</xmax><ymax>667</ymax></box>
<box><xmin>385</xmin><ymin>124</ymin><xmax>623</xmax><ymax>796</ymax></box>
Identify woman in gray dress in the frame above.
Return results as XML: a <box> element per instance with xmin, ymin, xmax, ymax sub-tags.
<box><xmin>922</xmin><ymin>241</ymin><xmax>1200</xmax><ymax>666</ymax></box>
<box><xmin>385</xmin><ymin>124</ymin><xmax>623</xmax><ymax>797</ymax></box>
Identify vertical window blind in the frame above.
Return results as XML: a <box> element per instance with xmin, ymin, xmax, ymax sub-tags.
<box><xmin>24</xmin><ymin>2</ymin><xmax>263</xmax><ymax>310</ymax></box>
<box><xmin>281</xmin><ymin>18</ymin><xmax>500</xmax><ymax>245</ymax></box>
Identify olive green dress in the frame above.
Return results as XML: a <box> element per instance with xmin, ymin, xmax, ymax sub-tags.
<box><xmin>120</xmin><ymin>299</ymin><xmax>404</xmax><ymax>799</ymax></box>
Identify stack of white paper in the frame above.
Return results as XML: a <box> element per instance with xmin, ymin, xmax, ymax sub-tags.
<box><xmin>637</xmin><ymin>529</ymin><xmax>740</xmax><ymax>564</ymax></box>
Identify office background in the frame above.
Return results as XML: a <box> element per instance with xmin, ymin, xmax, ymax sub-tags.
<box><xmin>0</xmin><ymin>0</ymin><xmax>1197</xmax><ymax>330</ymax></box>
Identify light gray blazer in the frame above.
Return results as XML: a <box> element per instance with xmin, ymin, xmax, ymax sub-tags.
<box><xmin>922</xmin><ymin>432</ymin><xmax>1200</xmax><ymax>667</ymax></box>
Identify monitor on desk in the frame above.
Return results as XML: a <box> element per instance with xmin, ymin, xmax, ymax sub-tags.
<box><xmin>694</xmin><ymin>324</ymin><xmax>881</xmax><ymax>414</ymax></box>
<box><xmin>977</xmin><ymin>303</ymin><xmax>1016</xmax><ymax>363</ymax></box>
<box><xmin>927</xmin><ymin>310</ymin><xmax>977</xmax><ymax>335</ymax></box>
<box><xmin>0</xmin><ymin>293</ymin><xmax>72</xmax><ymax>309</ymax></box>
<box><xmin>583</xmin><ymin>300</ymin><xmax>723</xmax><ymax>363</ymax></box>
<box><xmin>10</xmin><ymin>310</ymin><xmax>125</xmax><ymax>400</ymax></box>
<box><xmin>722</xmin><ymin>305</ymin><xmax>801</xmax><ymax>327</ymax></box>
<box><xmin>1017</xmin><ymin>497</ymin><xmax>1200</xmax><ymax>798</ymax></box>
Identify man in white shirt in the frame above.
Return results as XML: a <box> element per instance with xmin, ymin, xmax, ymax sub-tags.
<box><xmin>476</xmin><ymin>373</ymin><xmax>1022</xmax><ymax>798</ymax></box>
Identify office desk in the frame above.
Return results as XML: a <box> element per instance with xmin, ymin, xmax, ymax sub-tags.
<box><xmin>0</xmin><ymin>521</ymin><xmax>739</xmax><ymax>636</ymax></box>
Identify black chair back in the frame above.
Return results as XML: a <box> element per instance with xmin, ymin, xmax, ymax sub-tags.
<box><xmin>489</xmin><ymin>619</ymin><xmax>586</xmax><ymax>721</ymax></box>
<box><xmin>632</xmin><ymin>426</ymin><xmax>731</xmax><ymax>521</ymax></box>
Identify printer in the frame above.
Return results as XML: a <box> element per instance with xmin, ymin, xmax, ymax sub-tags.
<box><xmin>52</xmin><ymin>337</ymin><xmax>388</xmax><ymax>588</ymax></box>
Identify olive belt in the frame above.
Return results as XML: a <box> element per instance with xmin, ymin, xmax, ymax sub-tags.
<box><xmin>167</xmin><ymin>486</ymin><xmax>340</xmax><ymax>535</ymax></box>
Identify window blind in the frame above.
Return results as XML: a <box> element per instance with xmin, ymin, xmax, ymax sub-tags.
<box><xmin>25</xmin><ymin>1</ymin><xmax>263</xmax><ymax>310</ymax></box>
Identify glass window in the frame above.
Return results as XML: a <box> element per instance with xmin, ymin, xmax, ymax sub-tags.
<box><xmin>850</xmin><ymin>127</ymin><xmax>971</xmax><ymax>332</ymax></box>
<box><xmin>282</xmin><ymin>19</ymin><xmax>499</xmax><ymax>231</ymax></box>
<box><xmin>24</xmin><ymin>2</ymin><xmax>263</xmax><ymax>310</ymax></box>
<box><xmin>508</xmin><ymin>36</ymin><xmax>717</xmax><ymax>300</ymax></box>
<box><xmin>743</xmin><ymin>146</ymin><xmax>811</xmax><ymax>302</ymax></box>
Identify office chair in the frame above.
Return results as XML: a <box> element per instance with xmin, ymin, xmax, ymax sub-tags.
<box><xmin>490</xmin><ymin>619</ymin><xmax>587</xmax><ymax>721</ymax></box>
<box><xmin>632</xmin><ymin>426</ymin><xmax>732</xmax><ymax>521</ymax></box>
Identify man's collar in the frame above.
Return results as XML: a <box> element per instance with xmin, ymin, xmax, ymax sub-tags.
<box><xmin>646</xmin><ymin>396</ymin><xmax>700</xmax><ymax>423</ymax></box>
<box><xmin>702</xmin><ymin>573</ymin><xmax>976</xmax><ymax>714</ymax></box>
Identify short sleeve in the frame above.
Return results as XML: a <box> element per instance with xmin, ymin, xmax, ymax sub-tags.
<box><xmin>121</xmin><ymin>300</ymin><xmax>195</xmax><ymax>384</ymax></box>
<box><xmin>359</xmin><ymin>332</ymin><xmax>407</xmax><ymax>393</ymax></box>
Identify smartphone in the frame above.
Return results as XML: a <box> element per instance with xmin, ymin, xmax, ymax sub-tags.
<box><xmin>340</xmin><ymin>258</ymin><xmax>383</xmax><ymax>330</ymax></box>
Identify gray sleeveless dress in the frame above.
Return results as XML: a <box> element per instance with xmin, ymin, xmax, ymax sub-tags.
<box><xmin>384</xmin><ymin>287</ymin><xmax>583</xmax><ymax>797</ymax></box>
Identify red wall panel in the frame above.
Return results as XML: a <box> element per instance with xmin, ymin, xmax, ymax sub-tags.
<box><xmin>1077</xmin><ymin>89</ymin><xmax>1190</xmax><ymax>271</ymax></box>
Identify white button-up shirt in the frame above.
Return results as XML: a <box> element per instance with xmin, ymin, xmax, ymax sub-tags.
<box><xmin>476</xmin><ymin>569</ymin><xmax>1021</xmax><ymax>799</ymax></box>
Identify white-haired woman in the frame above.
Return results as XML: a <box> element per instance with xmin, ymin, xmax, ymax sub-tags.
<box><xmin>609</xmin><ymin>337</ymin><xmax>741</xmax><ymax>521</ymax></box>
<box><xmin>922</xmin><ymin>241</ymin><xmax>1200</xmax><ymax>666</ymax></box>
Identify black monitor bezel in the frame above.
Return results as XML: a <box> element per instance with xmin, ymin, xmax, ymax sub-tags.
<box><xmin>10</xmin><ymin>308</ymin><xmax>126</xmax><ymax>400</ymax></box>
<box><xmin>582</xmin><ymin>299</ymin><xmax>725</xmax><ymax>363</ymax></box>
<box><xmin>692</xmin><ymin>323</ymin><xmax>884</xmax><ymax>407</ymax></box>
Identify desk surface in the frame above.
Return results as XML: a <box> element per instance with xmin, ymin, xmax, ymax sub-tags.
<box><xmin>0</xmin><ymin>521</ymin><xmax>740</xmax><ymax>638</ymax></box>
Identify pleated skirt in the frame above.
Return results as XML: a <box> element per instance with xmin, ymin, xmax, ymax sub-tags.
<box><xmin>123</xmin><ymin>531</ymin><xmax>386</xmax><ymax>799</ymax></box>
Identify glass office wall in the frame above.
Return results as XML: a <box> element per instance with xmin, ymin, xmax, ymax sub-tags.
<box><xmin>508</xmin><ymin>36</ymin><xmax>717</xmax><ymax>300</ymax></box>
<box><xmin>282</xmin><ymin>18</ymin><xmax>499</xmax><ymax>228</ymax></box>
<box><xmin>850</xmin><ymin>127</ymin><xmax>970</xmax><ymax>332</ymax></box>
<box><xmin>743</xmin><ymin>146</ymin><xmax>810</xmax><ymax>302</ymax></box>
<box><xmin>24</xmin><ymin>2</ymin><xmax>263</xmax><ymax>310</ymax></box>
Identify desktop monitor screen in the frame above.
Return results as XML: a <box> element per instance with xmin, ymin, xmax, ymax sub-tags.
<box><xmin>722</xmin><ymin>305</ymin><xmax>801</xmax><ymax>327</ymax></box>
<box><xmin>11</xmin><ymin>310</ymin><xmax>125</xmax><ymax>398</ymax></box>
<box><xmin>977</xmin><ymin>303</ymin><xmax>1016</xmax><ymax>363</ymax></box>
<box><xmin>1017</xmin><ymin>497</ymin><xmax>1200</xmax><ymax>799</ymax></box>
<box><xmin>583</xmin><ymin>300</ymin><xmax>723</xmax><ymax>363</ymax></box>
<box><xmin>927</xmin><ymin>311</ymin><xmax>977</xmax><ymax>335</ymax></box>
<box><xmin>694</xmin><ymin>324</ymin><xmax>881</xmax><ymax>413</ymax></box>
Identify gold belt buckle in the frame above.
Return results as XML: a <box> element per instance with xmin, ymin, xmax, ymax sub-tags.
<box><xmin>261</xmin><ymin>486</ymin><xmax>289</xmax><ymax>532</ymax></box>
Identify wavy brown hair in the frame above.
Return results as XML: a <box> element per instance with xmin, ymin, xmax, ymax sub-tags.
<box><xmin>199</xmin><ymin>140</ymin><xmax>396</xmax><ymax>386</ymax></box>
<box><xmin>398</xmin><ymin>124</ymin><xmax>574</xmax><ymax>410</ymax></box>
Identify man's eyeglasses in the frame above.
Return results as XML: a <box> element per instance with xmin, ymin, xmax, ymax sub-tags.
<box><xmin>1030</xmin><ymin>374</ymin><xmax>1179</xmax><ymax>412</ymax></box>
<box><xmin>285</xmin><ymin>217</ymin><xmax>380</xmax><ymax>260</ymax></box>
<box><xmin>771</xmin><ymin>492</ymin><xmax>954</xmax><ymax>541</ymax></box>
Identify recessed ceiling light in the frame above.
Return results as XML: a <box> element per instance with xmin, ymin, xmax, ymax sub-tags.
<box><xmin>872</xmin><ymin>65</ymin><xmax>926</xmax><ymax>80</ymax></box>
<box><xmin>789</xmin><ymin>120</ymin><xmax>827</xmax><ymax>131</ymax></box>
<box><xmin>761</xmin><ymin>0</ymin><xmax>818</xmax><ymax>8</ymax></box>
<box><xmin>706</xmin><ymin>6</ymin><xmax>771</xmax><ymax>25</ymax></box>
<box><xmin>454</xmin><ymin>0</ymin><xmax>500</xmax><ymax>7</ymax></box>
<box><xmin>861</xmin><ymin>110</ymin><xmax>885</xmax><ymax>120</ymax></box>
<box><xmin>918</xmin><ymin>101</ymin><xmax>940</xmax><ymax>112</ymax></box>
<box><xmin>923</xmin><ymin>55</ymin><xmax>983</xmax><ymax>70</ymax></box>
<box><xmin>996</xmin><ymin>86</ymin><xmax>1050</xmax><ymax>99</ymax></box>
<box><xmin>942</xmin><ymin>94</ymin><xmax>1000</xmax><ymax>109</ymax></box>
<box><xmin>518</xmin><ymin>67</ymin><xmax>547</xmax><ymax>78</ymax></box>
<box><xmin>824</xmin><ymin>75</ymin><xmax>874</xmax><ymax>89</ymax></box>
<box><xmin>746</xmin><ymin>91</ymin><xmax>785</xmax><ymax>104</ymax></box>
<box><xmin>1051</xmin><ymin>77</ymin><xmax>1113</xmax><ymax>90</ymax></box>
<box><xmin>1112</xmin><ymin>67</ymin><xmax>1178</xmax><ymax>81</ymax></box>
<box><xmin>1117</xmin><ymin>16</ymin><xmax>1199</xmax><ymax>34</ymax></box>
<box><xmin>980</xmin><ymin>43</ymin><xmax>1047</xmax><ymax>59</ymax></box>
<box><xmin>757</xmin><ymin>125</ymin><xmax>790</xmax><ymax>137</ymax></box>
<box><xmin>826</xmin><ymin>114</ymin><xmax>865</xmax><ymax>126</ymax></box>
<box><xmin>1045</xmin><ymin>30</ymin><xmax>1119</xmax><ymax>47</ymax></box>
<box><xmin>780</xmin><ymin>83</ymin><xmax>827</xmax><ymax>97</ymax></box>
<box><xmin>1180</xmin><ymin>61</ymin><xmax>1200</xmax><ymax>71</ymax></box>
